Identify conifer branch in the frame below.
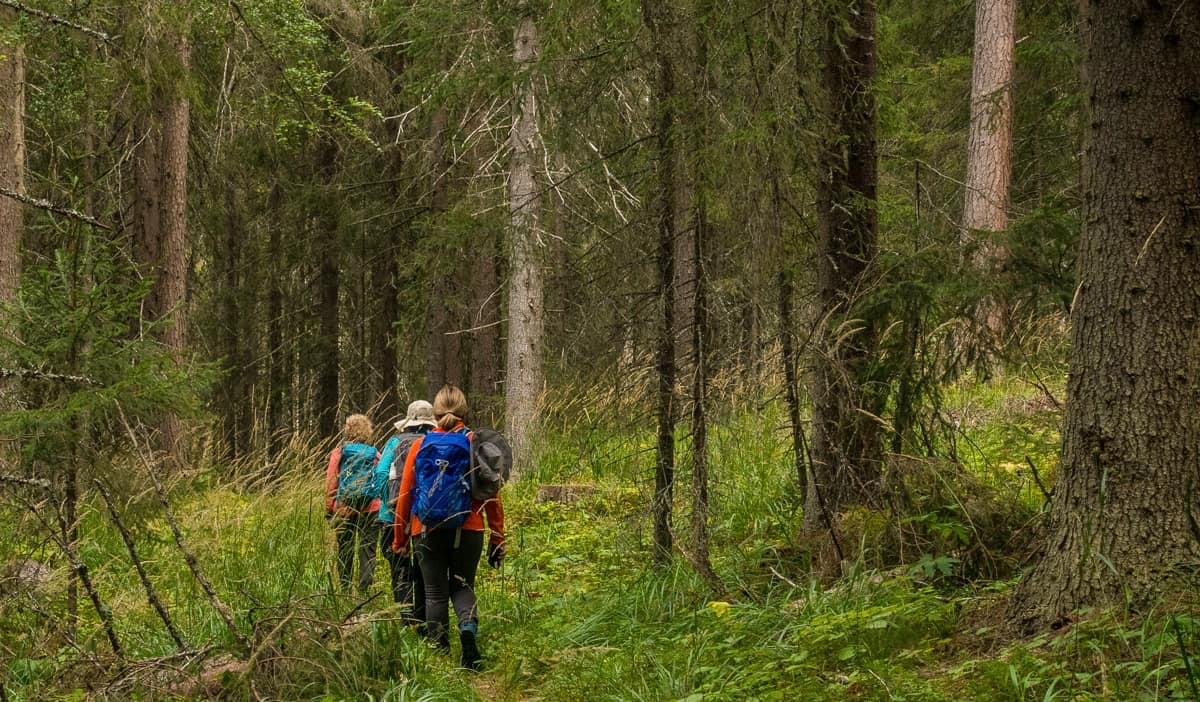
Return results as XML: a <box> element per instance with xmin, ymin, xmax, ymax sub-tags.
<box><xmin>0</xmin><ymin>186</ymin><xmax>111</xmax><ymax>230</ymax></box>
<box><xmin>0</xmin><ymin>0</ymin><xmax>115</xmax><ymax>43</ymax></box>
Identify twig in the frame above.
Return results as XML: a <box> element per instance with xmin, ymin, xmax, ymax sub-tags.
<box><xmin>0</xmin><ymin>367</ymin><xmax>100</xmax><ymax>385</ymax></box>
<box><xmin>118</xmin><ymin>409</ymin><xmax>252</xmax><ymax>655</ymax></box>
<box><xmin>0</xmin><ymin>0</ymin><xmax>115</xmax><ymax>43</ymax></box>
<box><xmin>768</xmin><ymin>565</ymin><xmax>800</xmax><ymax>589</ymax></box>
<box><xmin>94</xmin><ymin>478</ymin><xmax>187</xmax><ymax>650</ymax></box>
<box><xmin>0</xmin><ymin>186</ymin><xmax>111</xmax><ymax>230</ymax></box>
<box><xmin>52</xmin><ymin>502</ymin><xmax>123</xmax><ymax>657</ymax></box>
<box><xmin>666</xmin><ymin>525</ymin><xmax>728</xmax><ymax>598</ymax></box>
<box><xmin>0</xmin><ymin>473</ymin><xmax>51</xmax><ymax>490</ymax></box>
<box><xmin>1024</xmin><ymin>455</ymin><xmax>1053</xmax><ymax>507</ymax></box>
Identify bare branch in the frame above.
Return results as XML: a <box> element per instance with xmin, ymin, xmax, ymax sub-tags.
<box><xmin>0</xmin><ymin>473</ymin><xmax>50</xmax><ymax>490</ymax></box>
<box><xmin>0</xmin><ymin>186</ymin><xmax>111</xmax><ymax>230</ymax></box>
<box><xmin>94</xmin><ymin>478</ymin><xmax>188</xmax><ymax>650</ymax></box>
<box><xmin>0</xmin><ymin>0</ymin><xmax>115</xmax><ymax>43</ymax></box>
<box><xmin>0</xmin><ymin>367</ymin><xmax>100</xmax><ymax>386</ymax></box>
<box><xmin>117</xmin><ymin>406</ymin><xmax>252</xmax><ymax>655</ymax></box>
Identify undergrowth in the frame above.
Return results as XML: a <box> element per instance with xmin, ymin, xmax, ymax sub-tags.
<box><xmin>3</xmin><ymin>375</ymin><xmax>1200</xmax><ymax>700</ymax></box>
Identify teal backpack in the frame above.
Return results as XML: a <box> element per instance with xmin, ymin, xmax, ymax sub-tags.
<box><xmin>336</xmin><ymin>442</ymin><xmax>378</xmax><ymax>510</ymax></box>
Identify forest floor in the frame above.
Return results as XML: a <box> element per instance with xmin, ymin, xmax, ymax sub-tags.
<box><xmin>4</xmin><ymin>376</ymin><xmax>1200</xmax><ymax>700</ymax></box>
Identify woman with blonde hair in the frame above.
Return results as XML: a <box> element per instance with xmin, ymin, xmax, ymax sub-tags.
<box><xmin>324</xmin><ymin>413</ymin><xmax>381</xmax><ymax>593</ymax></box>
<box><xmin>393</xmin><ymin>386</ymin><xmax>505</xmax><ymax>670</ymax></box>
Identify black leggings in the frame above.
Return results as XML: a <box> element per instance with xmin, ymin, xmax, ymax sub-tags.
<box><xmin>380</xmin><ymin>525</ymin><xmax>425</xmax><ymax>623</ymax></box>
<box><xmin>416</xmin><ymin>529</ymin><xmax>483</xmax><ymax>645</ymax></box>
<box><xmin>334</xmin><ymin>511</ymin><xmax>379</xmax><ymax>593</ymax></box>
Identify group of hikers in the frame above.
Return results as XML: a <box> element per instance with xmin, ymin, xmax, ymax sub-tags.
<box><xmin>323</xmin><ymin>385</ymin><xmax>508</xmax><ymax>671</ymax></box>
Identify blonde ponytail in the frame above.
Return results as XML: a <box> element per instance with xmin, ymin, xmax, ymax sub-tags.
<box><xmin>433</xmin><ymin>385</ymin><xmax>469</xmax><ymax>431</ymax></box>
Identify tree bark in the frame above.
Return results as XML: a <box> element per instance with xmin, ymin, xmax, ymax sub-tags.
<box><xmin>218</xmin><ymin>187</ymin><xmax>244</xmax><ymax>458</ymax></box>
<box><xmin>963</xmin><ymin>0</ymin><xmax>1016</xmax><ymax>234</ymax></box>
<box><xmin>1010</xmin><ymin>0</ymin><xmax>1200</xmax><ymax>631</ymax></box>
<box><xmin>426</xmin><ymin>104</ymin><xmax>451</xmax><ymax>396</ymax></box>
<box><xmin>803</xmin><ymin>0</ymin><xmax>884</xmax><ymax>534</ymax></box>
<box><xmin>0</xmin><ymin>19</ymin><xmax>22</xmax><ymax>308</ymax></box>
<box><xmin>470</xmin><ymin>226</ymin><xmax>501</xmax><ymax>420</ymax></box>
<box><xmin>643</xmin><ymin>0</ymin><xmax>678</xmax><ymax>567</ymax></box>
<box><xmin>266</xmin><ymin>186</ymin><xmax>285</xmax><ymax>450</ymax></box>
<box><xmin>964</xmin><ymin>0</ymin><xmax>1017</xmax><ymax>343</ymax></box>
<box><xmin>133</xmin><ymin>32</ymin><xmax>190</xmax><ymax>464</ymax></box>
<box><xmin>314</xmin><ymin>137</ymin><xmax>340</xmax><ymax>438</ymax></box>
<box><xmin>505</xmin><ymin>9</ymin><xmax>544</xmax><ymax>476</ymax></box>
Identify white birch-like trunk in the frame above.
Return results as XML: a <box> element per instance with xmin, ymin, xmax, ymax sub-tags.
<box><xmin>505</xmin><ymin>11</ymin><xmax>543</xmax><ymax>477</ymax></box>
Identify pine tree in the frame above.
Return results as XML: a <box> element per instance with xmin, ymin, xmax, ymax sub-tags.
<box><xmin>1010</xmin><ymin>0</ymin><xmax>1200</xmax><ymax>630</ymax></box>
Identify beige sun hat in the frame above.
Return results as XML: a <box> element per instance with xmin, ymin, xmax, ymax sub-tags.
<box><xmin>394</xmin><ymin>400</ymin><xmax>436</xmax><ymax>431</ymax></box>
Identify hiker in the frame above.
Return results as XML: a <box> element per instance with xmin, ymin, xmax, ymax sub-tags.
<box><xmin>324</xmin><ymin>413</ymin><xmax>382</xmax><ymax>594</ymax></box>
<box><xmin>393</xmin><ymin>385</ymin><xmax>506</xmax><ymax>670</ymax></box>
<box><xmin>375</xmin><ymin>400</ymin><xmax>434</xmax><ymax>623</ymax></box>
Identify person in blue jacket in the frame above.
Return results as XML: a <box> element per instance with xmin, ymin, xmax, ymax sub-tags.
<box><xmin>376</xmin><ymin>400</ymin><xmax>435</xmax><ymax>623</ymax></box>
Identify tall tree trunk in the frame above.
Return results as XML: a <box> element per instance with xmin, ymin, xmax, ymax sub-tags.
<box><xmin>134</xmin><ymin>33</ymin><xmax>190</xmax><ymax>464</ymax></box>
<box><xmin>643</xmin><ymin>0</ymin><xmax>678</xmax><ymax>567</ymax></box>
<box><xmin>688</xmin><ymin>0</ymin><xmax>717</xmax><ymax>584</ymax></box>
<box><xmin>266</xmin><ymin>186</ymin><xmax>285</xmax><ymax>451</ymax></box>
<box><xmin>505</xmin><ymin>8</ymin><xmax>544</xmax><ymax>476</ymax></box>
<box><xmin>1010</xmin><ymin>0</ymin><xmax>1200</xmax><ymax>631</ymax></box>
<box><xmin>426</xmin><ymin>104</ymin><xmax>451</xmax><ymax>395</ymax></box>
<box><xmin>0</xmin><ymin>20</ymin><xmax>22</xmax><ymax>308</ymax></box>
<box><xmin>314</xmin><ymin>138</ymin><xmax>340</xmax><ymax>438</ymax></box>
<box><xmin>372</xmin><ymin>222</ymin><xmax>400</xmax><ymax>417</ymax></box>
<box><xmin>803</xmin><ymin>0</ymin><xmax>883</xmax><ymax>535</ymax></box>
<box><xmin>470</xmin><ymin>227</ymin><xmax>501</xmax><ymax>422</ymax></box>
<box><xmin>964</xmin><ymin>0</ymin><xmax>1016</xmax><ymax>343</ymax></box>
<box><xmin>779</xmin><ymin>268</ymin><xmax>807</xmax><ymax>498</ymax></box>
<box><xmin>218</xmin><ymin>187</ymin><xmax>243</xmax><ymax>458</ymax></box>
<box><xmin>964</xmin><ymin>0</ymin><xmax>1016</xmax><ymax>233</ymax></box>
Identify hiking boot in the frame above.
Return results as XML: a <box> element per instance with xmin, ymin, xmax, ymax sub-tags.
<box><xmin>460</xmin><ymin>628</ymin><xmax>482</xmax><ymax>671</ymax></box>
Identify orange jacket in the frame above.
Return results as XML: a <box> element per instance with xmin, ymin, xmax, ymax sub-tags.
<box><xmin>392</xmin><ymin>425</ymin><xmax>505</xmax><ymax>551</ymax></box>
<box><xmin>324</xmin><ymin>445</ymin><xmax>382</xmax><ymax>516</ymax></box>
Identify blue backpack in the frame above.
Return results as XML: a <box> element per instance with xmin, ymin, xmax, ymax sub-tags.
<box><xmin>337</xmin><ymin>442</ymin><xmax>379</xmax><ymax>509</ymax></box>
<box><xmin>413</xmin><ymin>430</ymin><xmax>473</xmax><ymax>530</ymax></box>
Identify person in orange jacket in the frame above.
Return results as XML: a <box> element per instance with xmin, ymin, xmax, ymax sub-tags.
<box><xmin>393</xmin><ymin>385</ymin><xmax>504</xmax><ymax>670</ymax></box>
<box><xmin>324</xmin><ymin>414</ymin><xmax>382</xmax><ymax>594</ymax></box>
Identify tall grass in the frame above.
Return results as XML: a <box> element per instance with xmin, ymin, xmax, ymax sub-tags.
<box><xmin>4</xmin><ymin>376</ymin><xmax>1200</xmax><ymax>700</ymax></box>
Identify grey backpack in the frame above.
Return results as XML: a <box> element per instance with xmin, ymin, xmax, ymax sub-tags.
<box><xmin>470</xmin><ymin>428</ymin><xmax>512</xmax><ymax>500</ymax></box>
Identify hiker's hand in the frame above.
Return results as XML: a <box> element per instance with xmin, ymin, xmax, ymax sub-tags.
<box><xmin>487</xmin><ymin>542</ymin><xmax>506</xmax><ymax>569</ymax></box>
<box><xmin>393</xmin><ymin>537</ymin><xmax>409</xmax><ymax>556</ymax></box>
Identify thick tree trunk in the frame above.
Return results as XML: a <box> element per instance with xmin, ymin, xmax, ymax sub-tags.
<box><xmin>133</xmin><ymin>34</ymin><xmax>190</xmax><ymax>463</ymax></box>
<box><xmin>643</xmin><ymin>0</ymin><xmax>678</xmax><ymax>567</ymax></box>
<box><xmin>1010</xmin><ymin>1</ymin><xmax>1200</xmax><ymax>630</ymax></box>
<box><xmin>0</xmin><ymin>22</ymin><xmax>23</xmax><ymax>307</ymax></box>
<box><xmin>803</xmin><ymin>0</ymin><xmax>883</xmax><ymax>534</ymax></box>
<box><xmin>505</xmin><ymin>10</ymin><xmax>544</xmax><ymax>476</ymax></box>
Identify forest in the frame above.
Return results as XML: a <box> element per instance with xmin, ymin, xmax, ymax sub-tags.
<box><xmin>1</xmin><ymin>0</ymin><xmax>1198</xmax><ymax>699</ymax></box>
